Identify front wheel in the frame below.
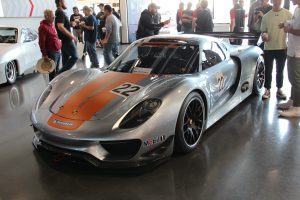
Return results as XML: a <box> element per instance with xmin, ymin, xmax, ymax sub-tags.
<box><xmin>5</xmin><ymin>61</ymin><xmax>17</xmax><ymax>84</ymax></box>
<box><xmin>252</xmin><ymin>60</ymin><xmax>265</xmax><ymax>95</ymax></box>
<box><xmin>174</xmin><ymin>92</ymin><xmax>206</xmax><ymax>154</ymax></box>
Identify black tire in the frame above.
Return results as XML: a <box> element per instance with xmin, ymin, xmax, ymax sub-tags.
<box><xmin>252</xmin><ymin>60</ymin><xmax>265</xmax><ymax>95</ymax></box>
<box><xmin>5</xmin><ymin>61</ymin><xmax>17</xmax><ymax>84</ymax></box>
<box><xmin>174</xmin><ymin>92</ymin><xmax>206</xmax><ymax>154</ymax></box>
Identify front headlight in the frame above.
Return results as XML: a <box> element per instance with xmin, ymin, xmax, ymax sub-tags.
<box><xmin>35</xmin><ymin>84</ymin><xmax>52</xmax><ymax>111</ymax></box>
<box><xmin>119</xmin><ymin>99</ymin><xmax>162</xmax><ymax>129</ymax></box>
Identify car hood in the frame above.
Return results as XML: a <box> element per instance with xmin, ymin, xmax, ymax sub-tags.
<box><xmin>48</xmin><ymin>70</ymin><xmax>183</xmax><ymax>123</ymax></box>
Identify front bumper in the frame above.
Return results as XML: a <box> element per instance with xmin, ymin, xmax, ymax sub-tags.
<box><xmin>32</xmin><ymin>129</ymin><xmax>174</xmax><ymax>168</ymax></box>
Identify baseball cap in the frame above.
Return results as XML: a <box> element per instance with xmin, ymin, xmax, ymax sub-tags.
<box><xmin>148</xmin><ymin>3</ymin><xmax>160</xmax><ymax>9</ymax></box>
<box><xmin>97</xmin><ymin>3</ymin><xmax>104</xmax><ymax>7</ymax></box>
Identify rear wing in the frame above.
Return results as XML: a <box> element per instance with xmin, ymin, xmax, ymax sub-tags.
<box><xmin>194</xmin><ymin>32</ymin><xmax>259</xmax><ymax>41</ymax></box>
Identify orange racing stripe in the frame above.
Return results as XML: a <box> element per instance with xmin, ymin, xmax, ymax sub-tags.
<box><xmin>48</xmin><ymin>72</ymin><xmax>147</xmax><ymax>130</ymax></box>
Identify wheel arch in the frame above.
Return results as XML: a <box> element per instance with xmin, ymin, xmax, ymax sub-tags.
<box><xmin>190</xmin><ymin>89</ymin><xmax>208</xmax><ymax>121</ymax></box>
<box><xmin>12</xmin><ymin>60</ymin><xmax>20</xmax><ymax>75</ymax></box>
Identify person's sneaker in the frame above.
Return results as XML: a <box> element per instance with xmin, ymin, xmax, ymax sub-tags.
<box><xmin>277</xmin><ymin>99</ymin><xmax>293</xmax><ymax>110</ymax></box>
<box><xmin>262</xmin><ymin>89</ymin><xmax>270</xmax><ymax>99</ymax></box>
<box><xmin>279</xmin><ymin>107</ymin><xmax>300</xmax><ymax>118</ymax></box>
<box><xmin>276</xmin><ymin>89</ymin><xmax>287</xmax><ymax>100</ymax></box>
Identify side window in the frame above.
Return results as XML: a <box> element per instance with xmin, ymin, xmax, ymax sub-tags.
<box><xmin>21</xmin><ymin>28</ymin><xmax>37</xmax><ymax>43</ymax></box>
<box><xmin>212</xmin><ymin>42</ymin><xmax>225</xmax><ymax>61</ymax></box>
<box><xmin>20</xmin><ymin>29</ymin><xmax>28</xmax><ymax>43</ymax></box>
<box><xmin>202</xmin><ymin>42</ymin><xmax>225</xmax><ymax>70</ymax></box>
<box><xmin>28</xmin><ymin>29</ymin><xmax>38</xmax><ymax>41</ymax></box>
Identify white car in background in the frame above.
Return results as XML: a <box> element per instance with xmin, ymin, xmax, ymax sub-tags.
<box><xmin>0</xmin><ymin>26</ymin><xmax>41</xmax><ymax>85</ymax></box>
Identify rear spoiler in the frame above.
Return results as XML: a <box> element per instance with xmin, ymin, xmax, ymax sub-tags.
<box><xmin>194</xmin><ymin>32</ymin><xmax>259</xmax><ymax>40</ymax></box>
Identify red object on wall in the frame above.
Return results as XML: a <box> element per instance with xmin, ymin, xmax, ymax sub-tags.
<box><xmin>29</xmin><ymin>0</ymin><xmax>34</xmax><ymax>17</ymax></box>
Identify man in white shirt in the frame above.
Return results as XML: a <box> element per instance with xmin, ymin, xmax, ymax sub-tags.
<box><xmin>278</xmin><ymin>0</ymin><xmax>300</xmax><ymax>117</ymax></box>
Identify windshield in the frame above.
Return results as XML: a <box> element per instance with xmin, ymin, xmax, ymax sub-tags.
<box><xmin>109</xmin><ymin>42</ymin><xmax>199</xmax><ymax>74</ymax></box>
<box><xmin>0</xmin><ymin>28</ymin><xmax>18</xmax><ymax>43</ymax></box>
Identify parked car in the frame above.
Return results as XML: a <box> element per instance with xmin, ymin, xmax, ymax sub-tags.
<box><xmin>0</xmin><ymin>26</ymin><xmax>41</xmax><ymax>85</ymax></box>
<box><xmin>31</xmin><ymin>34</ymin><xmax>265</xmax><ymax>168</ymax></box>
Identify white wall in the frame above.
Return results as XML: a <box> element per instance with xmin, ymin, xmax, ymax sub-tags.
<box><xmin>0</xmin><ymin>0</ymin><xmax>75</xmax><ymax>17</ymax></box>
<box><xmin>0</xmin><ymin>17</ymin><xmax>42</xmax><ymax>32</ymax></box>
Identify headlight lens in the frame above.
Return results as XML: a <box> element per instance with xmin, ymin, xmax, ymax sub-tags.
<box><xmin>35</xmin><ymin>84</ymin><xmax>52</xmax><ymax>111</ymax></box>
<box><xmin>119</xmin><ymin>99</ymin><xmax>162</xmax><ymax>129</ymax></box>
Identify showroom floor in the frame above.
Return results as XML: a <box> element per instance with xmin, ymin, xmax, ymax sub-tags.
<box><xmin>0</xmin><ymin>47</ymin><xmax>300</xmax><ymax>200</ymax></box>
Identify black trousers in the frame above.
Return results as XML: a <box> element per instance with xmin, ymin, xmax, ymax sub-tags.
<box><xmin>264</xmin><ymin>50</ymin><xmax>287</xmax><ymax>90</ymax></box>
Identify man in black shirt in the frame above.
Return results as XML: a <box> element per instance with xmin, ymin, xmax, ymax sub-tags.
<box><xmin>136</xmin><ymin>3</ymin><xmax>170</xmax><ymax>40</ymax></box>
<box><xmin>112</xmin><ymin>8</ymin><xmax>121</xmax><ymax>20</ymax></box>
<box><xmin>70</xmin><ymin>6</ymin><xmax>84</xmax><ymax>46</ymax></box>
<box><xmin>80</xmin><ymin>6</ymin><xmax>99</xmax><ymax>68</ymax></box>
<box><xmin>55</xmin><ymin>0</ymin><xmax>78</xmax><ymax>74</ymax></box>
<box><xmin>195</xmin><ymin>0</ymin><xmax>213</xmax><ymax>32</ymax></box>
<box><xmin>97</xmin><ymin>3</ymin><xmax>106</xmax><ymax>43</ymax></box>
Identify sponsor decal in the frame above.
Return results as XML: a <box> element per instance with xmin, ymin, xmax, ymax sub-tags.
<box><xmin>53</xmin><ymin>119</ymin><xmax>74</xmax><ymax>127</ymax></box>
<box><xmin>144</xmin><ymin>135</ymin><xmax>166</xmax><ymax>147</ymax></box>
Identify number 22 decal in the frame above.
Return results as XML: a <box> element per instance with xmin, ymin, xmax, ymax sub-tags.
<box><xmin>216</xmin><ymin>72</ymin><xmax>225</xmax><ymax>92</ymax></box>
<box><xmin>111</xmin><ymin>83</ymin><xmax>143</xmax><ymax>98</ymax></box>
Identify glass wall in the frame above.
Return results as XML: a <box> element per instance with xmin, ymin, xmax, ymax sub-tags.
<box><xmin>127</xmin><ymin>0</ymin><xmax>252</xmax><ymax>42</ymax></box>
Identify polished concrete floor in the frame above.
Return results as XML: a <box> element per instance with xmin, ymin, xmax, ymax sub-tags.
<box><xmin>0</xmin><ymin>49</ymin><xmax>300</xmax><ymax>200</ymax></box>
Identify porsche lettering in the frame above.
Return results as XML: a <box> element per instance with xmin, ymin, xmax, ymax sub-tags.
<box><xmin>53</xmin><ymin>120</ymin><xmax>74</xmax><ymax>127</ymax></box>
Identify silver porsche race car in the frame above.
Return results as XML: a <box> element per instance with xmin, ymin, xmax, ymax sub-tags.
<box><xmin>31</xmin><ymin>34</ymin><xmax>265</xmax><ymax>168</ymax></box>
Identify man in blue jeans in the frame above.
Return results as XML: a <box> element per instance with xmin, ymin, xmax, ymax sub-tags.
<box><xmin>55</xmin><ymin>0</ymin><xmax>78</xmax><ymax>74</ymax></box>
<box><xmin>80</xmin><ymin>6</ymin><xmax>99</xmax><ymax>68</ymax></box>
<box><xmin>101</xmin><ymin>5</ymin><xmax>121</xmax><ymax>66</ymax></box>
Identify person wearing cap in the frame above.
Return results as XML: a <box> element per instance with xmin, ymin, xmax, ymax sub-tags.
<box><xmin>136</xmin><ymin>3</ymin><xmax>170</xmax><ymax>39</ymax></box>
<box><xmin>38</xmin><ymin>9</ymin><xmax>62</xmax><ymax>81</ymax></box>
<box><xmin>79</xmin><ymin>6</ymin><xmax>99</xmax><ymax>68</ymax></box>
<box><xmin>70</xmin><ymin>6</ymin><xmax>84</xmax><ymax>46</ymax></box>
<box><xmin>55</xmin><ymin>0</ymin><xmax>78</xmax><ymax>74</ymax></box>
<box><xmin>101</xmin><ymin>5</ymin><xmax>121</xmax><ymax>65</ymax></box>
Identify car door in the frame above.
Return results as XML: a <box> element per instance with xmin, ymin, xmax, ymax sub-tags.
<box><xmin>20</xmin><ymin>28</ymin><xmax>39</xmax><ymax>72</ymax></box>
<box><xmin>201</xmin><ymin>41</ymin><xmax>239</xmax><ymax>114</ymax></box>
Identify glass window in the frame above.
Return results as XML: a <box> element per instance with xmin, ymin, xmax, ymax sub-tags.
<box><xmin>109</xmin><ymin>42</ymin><xmax>199</xmax><ymax>74</ymax></box>
<box><xmin>202</xmin><ymin>42</ymin><xmax>224</xmax><ymax>70</ymax></box>
<box><xmin>212</xmin><ymin>42</ymin><xmax>225</xmax><ymax>60</ymax></box>
<box><xmin>28</xmin><ymin>29</ymin><xmax>38</xmax><ymax>41</ymax></box>
<box><xmin>21</xmin><ymin>28</ymin><xmax>37</xmax><ymax>43</ymax></box>
<box><xmin>0</xmin><ymin>27</ymin><xmax>17</xmax><ymax>43</ymax></box>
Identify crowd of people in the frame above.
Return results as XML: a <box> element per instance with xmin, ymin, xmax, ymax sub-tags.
<box><xmin>37</xmin><ymin>0</ymin><xmax>300</xmax><ymax>117</ymax></box>
<box><xmin>38</xmin><ymin>0</ymin><xmax>121</xmax><ymax>81</ymax></box>
<box><xmin>134</xmin><ymin>0</ymin><xmax>300</xmax><ymax>117</ymax></box>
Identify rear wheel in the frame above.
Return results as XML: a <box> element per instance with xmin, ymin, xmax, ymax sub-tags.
<box><xmin>252</xmin><ymin>60</ymin><xmax>265</xmax><ymax>95</ymax></box>
<box><xmin>174</xmin><ymin>92</ymin><xmax>206</xmax><ymax>153</ymax></box>
<box><xmin>5</xmin><ymin>61</ymin><xmax>17</xmax><ymax>84</ymax></box>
